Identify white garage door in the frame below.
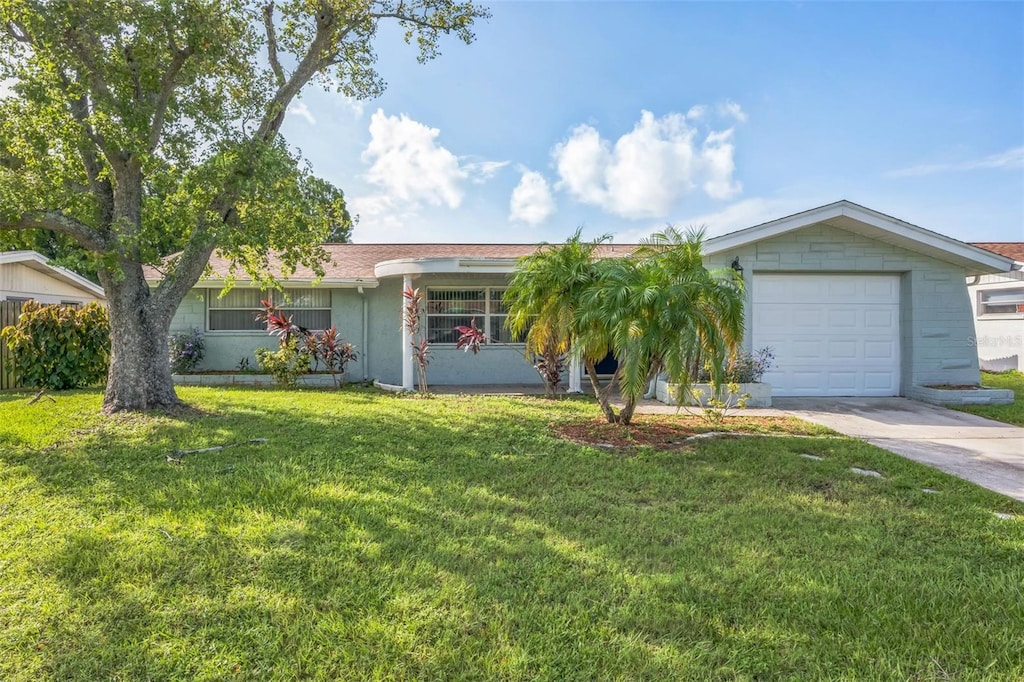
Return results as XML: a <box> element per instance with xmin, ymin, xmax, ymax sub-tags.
<box><xmin>752</xmin><ymin>274</ymin><xmax>900</xmax><ymax>396</ymax></box>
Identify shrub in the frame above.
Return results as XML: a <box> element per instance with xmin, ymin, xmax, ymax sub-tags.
<box><xmin>697</xmin><ymin>347</ymin><xmax>775</xmax><ymax>384</ymax></box>
<box><xmin>255</xmin><ymin>341</ymin><xmax>311</xmax><ymax>386</ymax></box>
<box><xmin>168</xmin><ymin>328</ymin><xmax>205</xmax><ymax>374</ymax></box>
<box><xmin>0</xmin><ymin>301</ymin><xmax>110</xmax><ymax>389</ymax></box>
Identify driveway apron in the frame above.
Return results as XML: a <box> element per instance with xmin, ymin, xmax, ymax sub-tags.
<box><xmin>774</xmin><ymin>397</ymin><xmax>1024</xmax><ymax>503</ymax></box>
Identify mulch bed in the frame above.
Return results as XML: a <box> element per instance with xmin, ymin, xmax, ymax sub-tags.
<box><xmin>552</xmin><ymin>415</ymin><xmax>822</xmax><ymax>450</ymax></box>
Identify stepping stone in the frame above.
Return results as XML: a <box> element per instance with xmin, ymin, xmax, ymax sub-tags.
<box><xmin>993</xmin><ymin>512</ymin><xmax>1016</xmax><ymax>520</ymax></box>
<box><xmin>851</xmin><ymin>467</ymin><xmax>883</xmax><ymax>478</ymax></box>
<box><xmin>921</xmin><ymin>488</ymin><xmax>940</xmax><ymax>494</ymax></box>
<box><xmin>799</xmin><ymin>454</ymin><xmax>823</xmax><ymax>461</ymax></box>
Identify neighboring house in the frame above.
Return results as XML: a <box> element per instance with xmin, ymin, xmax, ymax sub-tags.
<box><xmin>0</xmin><ymin>250</ymin><xmax>106</xmax><ymax>306</ymax></box>
<box><xmin>966</xmin><ymin>242</ymin><xmax>1024</xmax><ymax>372</ymax></box>
<box><xmin>146</xmin><ymin>200</ymin><xmax>1015</xmax><ymax>398</ymax></box>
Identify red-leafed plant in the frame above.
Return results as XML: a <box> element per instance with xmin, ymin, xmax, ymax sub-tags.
<box><xmin>455</xmin><ymin>317</ymin><xmax>488</xmax><ymax>354</ymax></box>
<box><xmin>255</xmin><ymin>298</ymin><xmax>307</xmax><ymax>347</ymax></box>
<box><xmin>316</xmin><ymin>326</ymin><xmax>359</xmax><ymax>386</ymax></box>
<box><xmin>402</xmin><ymin>284</ymin><xmax>430</xmax><ymax>391</ymax></box>
<box><xmin>255</xmin><ymin>297</ymin><xmax>358</xmax><ymax>388</ymax></box>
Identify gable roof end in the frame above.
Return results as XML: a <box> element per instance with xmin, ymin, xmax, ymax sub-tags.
<box><xmin>703</xmin><ymin>200</ymin><xmax>1015</xmax><ymax>275</ymax></box>
<box><xmin>0</xmin><ymin>250</ymin><xmax>106</xmax><ymax>299</ymax></box>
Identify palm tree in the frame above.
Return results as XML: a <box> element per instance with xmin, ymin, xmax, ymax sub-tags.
<box><xmin>504</xmin><ymin>230</ymin><xmax>611</xmax><ymax>400</ymax></box>
<box><xmin>577</xmin><ymin>227</ymin><xmax>745</xmax><ymax>424</ymax></box>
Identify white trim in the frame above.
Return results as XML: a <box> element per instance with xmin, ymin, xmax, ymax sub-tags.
<box><xmin>191</xmin><ymin>277</ymin><xmax>378</xmax><ymax>289</ymax></box>
<box><xmin>0</xmin><ymin>250</ymin><xmax>106</xmax><ymax>299</ymax></box>
<box><xmin>703</xmin><ymin>200</ymin><xmax>1015</xmax><ymax>274</ymax></box>
<box><xmin>375</xmin><ymin>257</ymin><xmax>519</xmax><ymax>279</ymax></box>
<box><xmin>402</xmin><ymin>275</ymin><xmax>414</xmax><ymax>391</ymax></box>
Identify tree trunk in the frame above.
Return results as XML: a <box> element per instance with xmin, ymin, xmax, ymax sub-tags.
<box><xmin>99</xmin><ymin>268</ymin><xmax>180</xmax><ymax>413</ymax></box>
<box><xmin>585</xmin><ymin>359</ymin><xmax>620</xmax><ymax>423</ymax></box>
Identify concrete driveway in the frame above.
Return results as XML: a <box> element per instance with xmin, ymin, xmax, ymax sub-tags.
<box><xmin>775</xmin><ymin>397</ymin><xmax>1024</xmax><ymax>503</ymax></box>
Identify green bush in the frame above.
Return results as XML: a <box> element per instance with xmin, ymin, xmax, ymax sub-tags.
<box><xmin>0</xmin><ymin>301</ymin><xmax>110</xmax><ymax>389</ymax></box>
<box><xmin>255</xmin><ymin>341</ymin><xmax>310</xmax><ymax>386</ymax></box>
<box><xmin>168</xmin><ymin>328</ymin><xmax>205</xmax><ymax>374</ymax></box>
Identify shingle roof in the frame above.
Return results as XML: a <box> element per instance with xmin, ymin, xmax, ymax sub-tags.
<box><xmin>143</xmin><ymin>243</ymin><xmax>640</xmax><ymax>282</ymax></box>
<box><xmin>970</xmin><ymin>242</ymin><xmax>1024</xmax><ymax>263</ymax></box>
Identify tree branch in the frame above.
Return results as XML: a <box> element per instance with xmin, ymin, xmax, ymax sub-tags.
<box><xmin>149</xmin><ymin>44</ymin><xmax>195</xmax><ymax>152</ymax></box>
<box><xmin>262</xmin><ymin>2</ymin><xmax>286</xmax><ymax>86</ymax></box>
<box><xmin>369</xmin><ymin>11</ymin><xmax>449</xmax><ymax>29</ymax></box>
<box><xmin>1</xmin><ymin>211</ymin><xmax>107</xmax><ymax>251</ymax></box>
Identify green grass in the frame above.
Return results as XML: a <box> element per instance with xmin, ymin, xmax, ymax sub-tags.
<box><xmin>1</xmin><ymin>387</ymin><xmax>1022</xmax><ymax>681</ymax></box>
<box><xmin>958</xmin><ymin>370</ymin><xmax>1024</xmax><ymax>426</ymax></box>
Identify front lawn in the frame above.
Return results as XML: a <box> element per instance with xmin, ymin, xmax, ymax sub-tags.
<box><xmin>1</xmin><ymin>387</ymin><xmax>1022</xmax><ymax>680</ymax></box>
<box><xmin>958</xmin><ymin>370</ymin><xmax>1024</xmax><ymax>426</ymax></box>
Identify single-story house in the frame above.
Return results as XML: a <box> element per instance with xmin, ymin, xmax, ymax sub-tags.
<box><xmin>148</xmin><ymin>200</ymin><xmax>1017</xmax><ymax>398</ymax></box>
<box><xmin>0</xmin><ymin>250</ymin><xmax>106</xmax><ymax>306</ymax></box>
<box><xmin>966</xmin><ymin>242</ymin><xmax>1024</xmax><ymax>372</ymax></box>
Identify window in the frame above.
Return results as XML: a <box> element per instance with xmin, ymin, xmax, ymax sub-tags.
<box><xmin>60</xmin><ymin>301</ymin><xmax>82</xmax><ymax>309</ymax></box>
<box><xmin>426</xmin><ymin>287</ymin><xmax>515</xmax><ymax>344</ymax></box>
<box><xmin>978</xmin><ymin>288</ymin><xmax>1024</xmax><ymax>316</ymax></box>
<box><xmin>207</xmin><ymin>288</ymin><xmax>331</xmax><ymax>331</ymax></box>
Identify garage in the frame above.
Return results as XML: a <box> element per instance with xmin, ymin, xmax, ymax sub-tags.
<box><xmin>752</xmin><ymin>273</ymin><xmax>901</xmax><ymax>396</ymax></box>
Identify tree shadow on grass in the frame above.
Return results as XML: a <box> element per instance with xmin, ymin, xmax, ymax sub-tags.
<box><xmin>3</xmin><ymin>387</ymin><xmax>1024</xmax><ymax>679</ymax></box>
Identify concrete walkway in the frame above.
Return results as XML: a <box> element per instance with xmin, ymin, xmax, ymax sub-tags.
<box><xmin>774</xmin><ymin>397</ymin><xmax>1024</xmax><ymax>503</ymax></box>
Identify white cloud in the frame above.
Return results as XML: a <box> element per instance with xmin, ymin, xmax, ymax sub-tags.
<box><xmin>348</xmin><ymin>193</ymin><xmax>421</xmax><ymax>242</ymax></box>
<box><xmin>338</xmin><ymin>96</ymin><xmax>365</xmax><ymax>119</ymax></box>
<box><xmin>686</xmin><ymin>104</ymin><xmax>708</xmax><ymax>120</ymax></box>
<box><xmin>718</xmin><ymin>100</ymin><xmax>747</xmax><ymax>123</ymax></box>
<box><xmin>673</xmin><ymin>196</ymin><xmax>813</xmax><ymax>238</ymax></box>
<box><xmin>509</xmin><ymin>169</ymin><xmax>556</xmax><ymax>225</ymax></box>
<box><xmin>465</xmin><ymin>159</ymin><xmax>510</xmax><ymax>184</ymax></box>
<box><xmin>886</xmin><ymin>146</ymin><xmax>1024</xmax><ymax>178</ymax></box>
<box><xmin>362</xmin><ymin>109</ymin><xmax>468</xmax><ymax>209</ymax></box>
<box><xmin>551</xmin><ymin>110</ymin><xmax>743</xmax><ymax>219</ymax></box>
<box><xmin>287</xmin><ymin>101</ymin><xmax>316</xmax><ymax>125</ymax></box>
<box><xmin>0</xmin><ymin>78</ymin><xmax>15</xmax><ymax>99</ymax></box>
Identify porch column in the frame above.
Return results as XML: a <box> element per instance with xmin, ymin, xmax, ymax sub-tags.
<box><xmin>568</xmin><ymin>353</ymin><xmax>582</xmax><ymax>393</ymax></box>
<box><xmin>401</xmin><ymin>274</ymin><xmax>414</xmax><ymax>391</ymax></box>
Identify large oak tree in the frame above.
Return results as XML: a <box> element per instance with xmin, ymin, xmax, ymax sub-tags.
<box><xmin>0</xmin><ymin>0</ymin><xmax>488</xmax><ymax>412</ymax></box>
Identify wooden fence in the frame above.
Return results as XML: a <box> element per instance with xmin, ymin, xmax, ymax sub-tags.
<box><xmin>1</xmin><ymin>300</ymin><xmax>24</xmax><ymax>390</ymax></box>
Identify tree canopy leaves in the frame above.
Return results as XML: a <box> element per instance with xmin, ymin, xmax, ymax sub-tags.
<box><xmin>0</xmin><ymin>0</ymin><xmax>489</xmax><ymax>411</ymax></box>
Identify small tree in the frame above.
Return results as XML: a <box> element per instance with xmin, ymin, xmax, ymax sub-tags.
<box><xmin>504</xmin><ymin>230</ymin><xmax>609</xmax><ymax>399</ymax></box>
<box><xmin>577</xmin><ymin>227</ymin><xmax>745</xmax><ymax>424</ymax></box>
<box><xmin>0</xmin><ymin>301</ymin><xmax>110</xmax><ymax>389</ymax></box>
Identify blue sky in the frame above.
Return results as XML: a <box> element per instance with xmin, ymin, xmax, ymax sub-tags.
<box><xmin>282</xmin><ymin>1</ymin><xmax>1024</xmax><ymax>245</ymax></box>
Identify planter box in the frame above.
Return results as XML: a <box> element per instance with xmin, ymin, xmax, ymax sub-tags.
<box><xmin>173</xmin><ymin>373</ymin><xmax>341</xmax><ymax>387</ymax></box>
<box><xmin>656</xmin><ymin>378</ymin><xmax>772</xmax><ymax>408</ymax></box>
<box><xmin>907</xmin><ymin>385</ymin><xmax>1014</xmax><ymax>407</ymax></box>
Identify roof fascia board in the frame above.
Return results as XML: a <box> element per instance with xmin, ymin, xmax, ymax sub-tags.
<box><xmin>1</xmin><ymin>250</ymin><xmax>106</xmax><ymax>298</ymax></box>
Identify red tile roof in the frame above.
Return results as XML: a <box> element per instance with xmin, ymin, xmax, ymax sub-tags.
<box><xmin>143</xmin><ymin>243</ymin><xmax>640</xmax><ymax>281</ymax></box>
<box><xmin>970</xmin><ymin>242</ymin><xmax>1024</xmax><ymax>262</ymax></box>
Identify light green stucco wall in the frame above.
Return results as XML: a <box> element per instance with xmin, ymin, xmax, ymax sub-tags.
<box><xmin>167</xmin><ymin>277</ymin><xmax>542</xmax><ymax>386</ymax></box>
<box><xmin>706</xmin><ymin>222</ymin><xmax>980</xmax><ymax>392</ymax></box>
<box><xmin>168</xmin><ymin>223</ymin><xmax>981</xmax><ymax>391</ymax></box>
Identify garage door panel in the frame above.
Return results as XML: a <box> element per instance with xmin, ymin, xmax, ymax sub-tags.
<box><xmin>863</xmin><ymin>277</ymin><xmax>899</xmax><ymax>300</ymax></box>
<box><xmin>827</xmin><ymin>309</ymin><xmax>859</xmax><ymax>327</ymax></box>
<box><xmin>753</xmin><ymin>274</ymin><xmax>900</xmax><ymax>397</ymax></box>
<box><xmin>828</xmin><ymin>340</ymin><xmax>858</xmax><ymax>359</ymax></box>
<box><xmin>864</xmin><ymin>340</ymin><xmax>896</xmax><ymax>360</ymax></box>
<box><xmin>864</xmin><ymin>309</ymin><xmax>896</xmax><ymax>328</ymax></box>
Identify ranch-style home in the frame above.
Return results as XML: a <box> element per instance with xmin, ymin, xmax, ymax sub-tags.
<box><xmin>0</xmin><ymin>250</ymin><xmax>106</xmax><ymax>306</ymax></box>
<box><xmin>148</xmin><ymin>200</ymin><xmax>1018</xmax><ymax>398</ymax></box>
<box><xmin>966</xmin><ymin>242</ymin><xmax>1024</xmax><ymax>372</ymax></box>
